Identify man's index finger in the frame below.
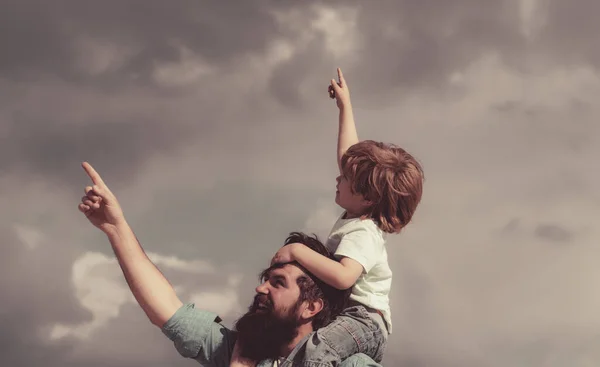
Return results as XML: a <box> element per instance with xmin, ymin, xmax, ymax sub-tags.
<box><xmin>82</xmin><ymin>162</ymin><xmax>104</xmax><ymax>185</ymax></box>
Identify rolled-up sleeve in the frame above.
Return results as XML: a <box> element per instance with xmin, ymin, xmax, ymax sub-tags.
<box><xmin>161</xmin><ymin>303</ymin><xmax>236</xmax><ymax>366</ymax></box>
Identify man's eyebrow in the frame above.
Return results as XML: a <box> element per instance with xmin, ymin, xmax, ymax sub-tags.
<box><xmin>260</xmin><ymin>264</ymin><xmax>297</xmax><ymax>284</ymax></box>
<box><xmin>270</xmin><ymin>273</ymin><xmax>287</xmax><ymax>282</ymax></box>
<box><xmin>266</xmin><ymin>270</ymin><xmax>290</xmax><ymax>285</ymax></box>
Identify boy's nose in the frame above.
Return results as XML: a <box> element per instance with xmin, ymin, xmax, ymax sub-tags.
<box><xmin>336</xmin><ymin>175</ymin><xmax>341</xmax><ymax>183</ymax></box>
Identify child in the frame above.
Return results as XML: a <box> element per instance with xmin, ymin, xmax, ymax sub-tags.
<box><xmin>231</xmin><ymin>68</ymin><xmax>424</xmax><ymax>366</ymax></box>
<box><xmin>274</xmin><ymin>68</ymin><xmax>424</xmax><ymax>365</ymax></box>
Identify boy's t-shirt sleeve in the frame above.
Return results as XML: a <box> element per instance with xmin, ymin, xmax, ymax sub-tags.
<box><xmin>334</xmin><ymin>224</ymin><xmax>383</xmax><ymax>273</ymax></box>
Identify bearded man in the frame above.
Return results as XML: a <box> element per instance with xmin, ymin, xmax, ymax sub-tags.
<box><xmin>78</xmin><ymin>162</ymin><xmax>383</xmax><ymax>366</ymax></box>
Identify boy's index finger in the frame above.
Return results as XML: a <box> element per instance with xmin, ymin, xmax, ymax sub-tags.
<box><xmin>337</xmin><ymin>68</ymin><xmax>345</xmax><ymax>86</ymax></box>
<box><xmin>82</xmin><ymin>162</ymin><xmax>105</xmax><ymax>185</ymax></box>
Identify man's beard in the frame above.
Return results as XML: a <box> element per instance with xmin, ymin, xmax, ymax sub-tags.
<box><xmin>233</xmin><ymin>295</ymin><xmax>301</xmax><ymax>362</ymax></box>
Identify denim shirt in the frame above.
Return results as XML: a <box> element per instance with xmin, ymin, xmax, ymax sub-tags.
<box><xmin>161</xmin><ymin>303</ymin><xmax>382</xmax><ymax>367</ymax></box>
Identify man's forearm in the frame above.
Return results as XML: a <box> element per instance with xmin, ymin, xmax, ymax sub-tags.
<box><xmin>337</xmin><ymin>104</ymin><xmax>359</xmax><ymax>172</ymax></box>
<box><xmin>106</xmin><ymin>222</ymin><xmax>183</xmax><ymax>327</ymax></box>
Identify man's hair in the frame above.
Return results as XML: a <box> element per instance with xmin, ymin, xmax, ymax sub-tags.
<box><xmin>341</xmin><ymin>140</ymin><xmax>424</xmax><ymax>233</ymax></box>
<box><xmin>259</xmin><ymin>232</ymin><xmax>350</xmax><ymax>329</ymax></box>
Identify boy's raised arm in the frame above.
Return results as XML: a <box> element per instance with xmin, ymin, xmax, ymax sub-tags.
<box><xmin>329</xmin><ymin>68</ymin><xmax>359</xmax><ymax>173</ymax></box>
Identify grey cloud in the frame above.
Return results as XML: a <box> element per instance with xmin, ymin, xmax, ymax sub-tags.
<box><xmin>0</xmin><ymin>214</ymin><xmax>245</xmax><ymax>367</ymax></box>
<box><xmin>0</xmin><ymin>224</ymin><xmax>90</xmax><ymax>367</ymax></box>
<box><xmin>483</xmin><ymin>333</ymin><xmax>600</xmax><ymax>367</ymax></box>
<box><xmin>348</xmin><ymin>1</ymin><xmax>524</xmax><ymax>100</ymax></box>
<box><xmin>381</xmin><ymin>333</ymin><xmax>600</xmax><ymax>367</ymax></box>
<box><xmin>535</xmin><ymin>223</ymin><xmax>573</xmax><ymax>243</ymax></box>
<box><xmin>0</xmin><ymin>224</ymin><xmax>90</xmax><ymax>327</ymax></box>
<box><xmin>2</xmin><ymin>1</ymin><xmax>600</xmax><ymax>366</ymax></box>
<box><xmin>137</xmin><ymin>180</ymin><xmax>322</xmax><ymax>264</ymax></box>
<box><xmin>1</xmin><ymin>0</ymin><xmax>530</xmax><ymax>98</ymax></box>
<box><xmin>499</xmin><ymin>220</ymin><xmax>574</xmax><ymax>244</ymax></box>
<box><xmin>61</xmin><ymin>305</ymin><xmax>193</xmax><ymax>367</ymax></box>
<box><xmin>0</xmin><ymin>1</ymin><xmax>304</xmax><ymax>85</ymax></box>
<box><xmin>493</xmin><ymin>101</ymin><xmax>539</xmax><ymax>118</ymax></box>
<box><xmin>260</xmin><ymin>1</ymin><xmax>528</xmax><ymax>108</ymax></box>
<box><xmin>3</xmin><ymin>0</ymin><xmax>596</xmax><ymax>189</ymax></box>
<box><xmin>267</xmin><ymin>39</ymin><xmax>334</xmax><ymax>110</ymax></box>
<box><xmin>538</xmin><ymin>0</ymin><xmax>600</xmax><ymax>68</ymax></box>
<box><xmin>3</xmin><ymin>0</ymin><xmax>599</xmax><ymax>108</ymax></box>
<box><xmin>500</xmin><ymin>218</ymin><xmax>521</xmax><ymax>235</ymax></box>
<box><xmin>0</xmin><ymin>113</ymin><xmax>195</xmax><ymax>190</ymax></box>
<box><xmin>494</xmin><ymin>218</ymin><xmax>523</xmax><ymax>238</ymax></box>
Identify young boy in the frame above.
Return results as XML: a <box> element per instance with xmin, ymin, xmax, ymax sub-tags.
<box><xmin>231</xmin><ymin>68</ymin><xmax>424</xmax><ymax>366</ymax></box>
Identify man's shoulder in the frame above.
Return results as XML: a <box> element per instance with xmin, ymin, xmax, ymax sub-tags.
<box><xmin>162</xmin><ymin>303</ymin><xmax>236</xmax><ymax>363</ymax></box>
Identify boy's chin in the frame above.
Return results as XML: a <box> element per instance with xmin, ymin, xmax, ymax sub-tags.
<box><xmin>335</xmin><ymin>198</ymin><xmax>348</xmax><ymax>211</ymax></box>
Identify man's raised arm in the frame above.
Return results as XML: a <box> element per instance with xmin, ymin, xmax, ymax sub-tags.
<box><xmin>78</xmin><ymin>162</ymin><xmax>182</xmax><ymax>327</ymax></box>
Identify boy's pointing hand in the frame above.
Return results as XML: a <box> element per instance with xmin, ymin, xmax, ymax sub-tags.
<box><xmin>328</xmin><ymin>68</ymin><xmax>351</xmax><ymax>109</ymax></box>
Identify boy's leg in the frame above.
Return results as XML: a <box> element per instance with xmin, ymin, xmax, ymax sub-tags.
<box><xmin>281</xmin><ymin>305</ymin><xmax>387</xmax><ymax>367</ymax></box>
<box><xmin>340</xmin><ymin>354</ymin><xmax>383</xmax><ymax>367</ymax></box>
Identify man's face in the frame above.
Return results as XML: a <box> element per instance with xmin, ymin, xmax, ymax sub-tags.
<box><xmin>253</xmin><ymin>264</ymin><xmax>305</xmax><ymax>318</ymax></box>
<box><xmin>233</xmin><ymin>264</ymin><xmax>310</xmax><ymax>361</ymax></box>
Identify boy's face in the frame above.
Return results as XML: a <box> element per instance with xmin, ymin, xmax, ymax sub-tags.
<box><xmin>335</xmin><ymin>175</ymin><xmax>371</xmax><ymax>217</ymax></box>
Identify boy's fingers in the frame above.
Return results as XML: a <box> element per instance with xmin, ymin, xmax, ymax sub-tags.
<box><xmin>330</xmin><ymin>79</ymin><xmax>342</xmax><ymax>92</ymax></box>
<box><xmin>328</xmin><ymin>85</ymin><xmax>336</xmax><ymax>98</ymax></box>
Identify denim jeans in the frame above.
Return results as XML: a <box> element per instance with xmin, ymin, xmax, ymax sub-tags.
<box><xmin>280</xmin><ymin>304</ymin><xmax>388</xmax><ymax>367</ymax></box>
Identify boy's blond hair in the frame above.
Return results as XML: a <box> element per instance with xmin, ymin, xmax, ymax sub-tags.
<box><xmin>340</xmin><ymin>140</ymin><xmax>424</xmax><ymax>234</ymax></box>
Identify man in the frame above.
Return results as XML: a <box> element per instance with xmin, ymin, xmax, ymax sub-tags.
<box><xmin>77</xmin><ymin>162</ymin><xmax>383</xmax><ymax>366</ymax></box>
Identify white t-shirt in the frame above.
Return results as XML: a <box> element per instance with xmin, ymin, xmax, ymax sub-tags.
<box><xmin>325</xmin><ymin>212</ymin><xmax>393</xmax><ymax>333</ymax></box>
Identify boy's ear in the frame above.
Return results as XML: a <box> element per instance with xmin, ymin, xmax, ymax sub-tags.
<box><xmin>301</xmin><ymin>298</ymin><xmax>324</xmax><ymax>321</ymax></box>
<box><xmin>361</xmin><ymin>197</ymin><xmax>374</xmax><ymax>208</ymax></box>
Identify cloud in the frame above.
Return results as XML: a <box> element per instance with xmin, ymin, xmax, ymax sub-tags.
<box><xmin>49</xmin><ymin>250</ymin><xmax>241</xmax><ymax>341</ymax></box>
<box><xmin>302</xmin><ymin>198</ymin><xmax>340</xmax><ymax>239</ymax></box>
<box><xmin>537</xmin><ymin>0</ymin><xmax>600</xmax><ymax>68</ymax></box>
<box><xmin>189</xmin><ymin>280</ymin><xmax>243</xmax><ymax>318</ymax></box>
<box><xmin>2</xmin><ymin>1</ymin><xmax>600</xmax><ymax>366</ymax></box>
<box><xmin>49</xmin><ymin>252</ymin><xmax>133</xmax><ymax>341</ymax></box>
<box><xmin>535</xmin><ymin>224</ymin><xmax>573</xmax><ymax>243</ymax></box>
<box><xmin>13</xmin><ymin>223</ymin><xmax>44</xmax><ymax>250</ymax></box>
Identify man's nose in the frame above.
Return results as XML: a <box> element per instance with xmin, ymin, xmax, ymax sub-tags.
<box><xmin>336</xmin><ymin>175</ymin><xmax>341</xmax><ymax>183</ymax></box>
<box><xmin>256</xmin><ymin>281</ymin><xmax>269</xmax><ymax>295</ymax></box>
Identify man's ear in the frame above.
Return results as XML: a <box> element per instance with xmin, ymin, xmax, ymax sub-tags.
<box><xmin>301</xmin><ymin>298</ymin><xmax>324</xmax><ymax>321</ymax></box>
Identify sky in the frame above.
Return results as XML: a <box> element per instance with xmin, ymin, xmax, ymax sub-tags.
<box><xmin>1</xmin><ymin>0</ymin><xmax>600</xmax><ymax>366</ymax></box>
